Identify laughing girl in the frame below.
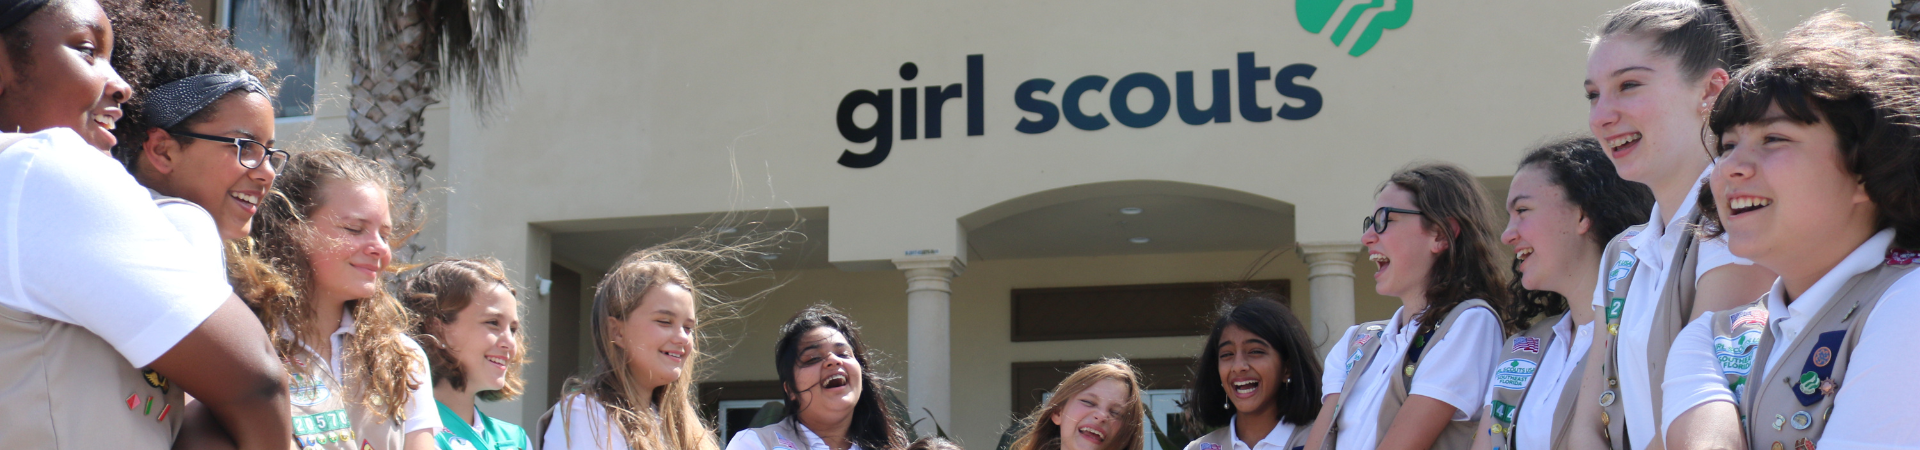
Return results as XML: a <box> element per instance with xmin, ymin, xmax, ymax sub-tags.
<box><xmin>728</xmin><ymin>304</ymin><xmax>907</xmax><ymax>450</ymax></box>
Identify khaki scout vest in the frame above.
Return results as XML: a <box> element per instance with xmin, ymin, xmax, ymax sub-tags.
<box><xmin>1486</xmin><ymin>313</ymin><xmax>1588</xmax><ymax>450</ymax></box>
<box><xmin>1315</xmin><ymin>299</ymin><xmax>1492</xmax><ymax>450</ymax></box>
<box><xmin>1710</xmin><ymin>253</ymin><xmax>1917</xmax><ymax>450</ymax></box>
<box><xmin>1185</xmin><ymin>421</ymin><xmax>1312</xmax><ymax>450</ymax></box>
<box><xmin>0</xmin><ymin>304</ymin><xmax>185</xmax><ymax>449</ymax></box>
<box><xmin>284</xmin><ymin>349</ymin><xmax>407</xmax><ymax>450</ymax></box>
<box><xmin>1594</xmin><ymin>219</ymin><xmax>1700</xmax><ymax>450</ymax></box>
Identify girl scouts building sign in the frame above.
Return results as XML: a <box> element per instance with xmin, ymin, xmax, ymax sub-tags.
<box><xmin>834</xmin><ymin>53</ymin><xmax>1325</xmax><ymax>168</ymax></box>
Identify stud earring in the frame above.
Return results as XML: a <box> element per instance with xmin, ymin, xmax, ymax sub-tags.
<box><xmin>1224</xmin><ymin>400</ymin><xmax>1232</xmax><ymax>410</ymax></box>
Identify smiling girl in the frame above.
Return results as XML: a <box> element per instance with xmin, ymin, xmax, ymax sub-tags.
<box><xmin>546</xmin><ymin>250</ymin><xmax>720</xmax><ymax>450</ymax></box>
<box><xmin>1660</xmin><ymin>14</ymin><xmax>1920</xmax><ymax>449</ymax></box>
<box><xmin>1010</xmin><ymin>358</ymin><xmax>1146</xmax><ymax>450</ymax></box>
<box><xmin>1579</xmin><ymin>2</ymin><xmax>1778</xmax><ymax>448</ymax></box>
<box><xmin>401</xmin><ymin>258</ymin><xmax>533</xmax><ymax>450</ymax></box>
<box><xmin>1305</xmin><ymin>162</ymin><xmax>1518</xmax><ymax>450</ymax></box>
<box><xmin>729</xmin><ymin>304</ymin><xmax>908</xmax><ymax>450</ymax></box>
<box><xmin>1472</xmin><ymin>137</ymin><xmax>1652</xmax><ymax>450</ymax></box>
<box><xmin>1181</xmin><ymin>294</ymin><xmax>1320</xmax><ymax>450</ymax></box>
<box><xmin>232</xmin><ymin>148</ymin><xmax>440</xmax><ymax>450</ymax></box>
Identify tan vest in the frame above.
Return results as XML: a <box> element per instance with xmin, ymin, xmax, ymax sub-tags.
<box><xmin>0</xmin><ymin>303</ymin><xmax>184</xmax><ymax>449</ymax></box>
<box><xmin>284</xmin><ymin>349</ymin><xmax>407</xmax><ymax>450</ymax></box>
<box><xmin>1710</xmin><ymin>256</ymin><xmax>1916</xmax><ymax>450</ymax></box>
<box><xmin>1486</xmin><ymin>313</ymin><xmax>1588</xmax><ymax>450</ymax></box>
<box><xmin>1316</xmin><ymin>299</ymin><xmax>1492</xmax><ymax>450</ymax></box>
<box><xmin>1186</xmin><ymin>421</ymin><xmax>1312</xmax><ymax>450</ymax></box>
<box><xmin>1593</xmin><ymin>219</ymin><xmax>1699</xmax><ymax>450</ymax></box>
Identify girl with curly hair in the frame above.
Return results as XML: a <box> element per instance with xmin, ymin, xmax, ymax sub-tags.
<box><xmin>1662</xmin><ymin>13</ymin><xmax>1920</xmax><ymax>449</ymax></box>
<box><xmin>1305</xmin><ymin>162</ymin><xmax>1517</xmax><ymax>450</ymax></box>
<box><xmin>400</xmin><ymin>257</ymin><xmax>533</xmax><ymax>450</ymax></box>
<box><xmin>728</xmin><ymin>304</ymin><xmax>907</xmax><ymax>450</ymax></box>
<box><xmin>231</xmin><ymin>148</ymin><xmax>438</xmax><ymax>450</ymax></box>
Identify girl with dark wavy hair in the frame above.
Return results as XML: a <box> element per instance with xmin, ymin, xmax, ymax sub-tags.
<box><xmin>229</xmin><ymin>148</ymin><xmax>439</xmax><ymax>450</ymax></box>
<box><xmin>1662</xmin><ymin>13</ymin><xmax>1920</xmax><ymax>449</ymax></box>
<box><xmin>1472</xmin><ymin>137</ymin><xmax>1652</xmax><ymax>450</ymax></box>
<box><xmin>1579</xmin><ymin>2</ymin><xmax>1780</xmax><ymax>447</ymax></box>
<box><xmin>729</xmin><ymin>304</ymin><xmax>906</xmax><ymax>450</ymax></box>
<box><xmin>1304</xmin><ymin>162</ymin><xmax>1515</xmax><ymax>450</ymax></box>
<box><xmin>400</xmin><ymin>257</ymin><xmax>533</xmax><ymax>450</ymax></box>
<box><xmin>1180</xmin><ymin>293</ymin><xmax>1320</xmax><ymax>450</ymax></box>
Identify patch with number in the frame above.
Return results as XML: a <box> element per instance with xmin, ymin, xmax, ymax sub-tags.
<box><xmin>1607</xmin><ymin>297</ymin><xmax>1625</xmax><ymax>322</ymax></box>
<box><xmin>293</xmin><ymin>409</ymin><xmax>355</xmax><ymax>447</ymax></box>
<box><xmin>288</xmin><ymin>373</ymin><xmax>332</xmax><ymax>407</ymax></box>
<box><xmin>1729</xmin><ymin>309</ymin><xmax>1769</xmax><ymax>329</ymax></box>
<box><xmin>1714</xmin><ymin>329</ymin><xmax>1763</xmax><ymax>377</ymax></box>
<box><xmin>1492</xmin><ymin>358</ymin><xmax>1540</xmax><ymax>391</ymax></box>
<box><xmin>1491</xmin><ymin>400</ymin><xmax>1518</xmax><ymax>424</ymax></box>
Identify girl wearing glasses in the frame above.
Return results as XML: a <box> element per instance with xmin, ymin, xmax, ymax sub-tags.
<box><xmin>1472</xmin><ymin>137</ymin><xmax>1652</xmax><ymax>450</ymax></box>
<box><xmin>1661</xmin><ymin>14</ymin><xmax>1920</xmax><ymax>449</ymax></box>
<box><xmin>107</xmin><ymin>0</ymin><xmax>282</xmax><ymax>246</ymax></box>
<box><xmin>1579</xmin><ymin>2</ymin><xmax>1778</xmax><ymax>447</ymax></box>
<box><xmin>1304</xmin><ymin>163</ymin><xmax>1519</xmax><ymax>450</ymax></box>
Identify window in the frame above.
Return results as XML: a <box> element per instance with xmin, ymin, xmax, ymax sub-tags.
<box><xmin>1142</xmin><ymin>389</ymin><xmax>1191</xmax><ymax>450</ymax></box>
<box><xmin>718</xmin><ymin>399</ymin><xmax>784</xmax><ymax>446</ymax></box>
<box><xmin>224</xmin><ymin>0</ymin><xmax>315</xmax><ymax>118</ymax></box>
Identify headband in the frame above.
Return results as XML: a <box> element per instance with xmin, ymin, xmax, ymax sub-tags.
<box><xmin>0</xmin><ymin>0</ymin><xmax>47</xmax><ymax>32</ymax></box>
<box><xmin>142</xmin><ymin>71</ymin><xmax>268</xmax><ymax>129</ymax></box>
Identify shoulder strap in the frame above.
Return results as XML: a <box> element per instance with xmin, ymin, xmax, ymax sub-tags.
<box><xmin>1488</xmin><ymin>314</ymin><xmax>1564</xmax><ymax>448</ymax></box>
<box><xmin>755</xmin><ymin>417</ymin><xmax>808</xmax><ymax>450</ymax></box>
<box><xmin>1317</xmin><ymin>321</ymin><xmax>1389</xmax><ymax>450</ymax></box>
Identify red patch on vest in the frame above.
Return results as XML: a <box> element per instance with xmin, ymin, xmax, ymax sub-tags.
<box><xmin>1888</xmin><ymin>248</ymin><xmax>1918</xmax><ymax>266</ymax></box>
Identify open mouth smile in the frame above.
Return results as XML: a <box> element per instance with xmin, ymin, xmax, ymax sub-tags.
<box><xmin>1232</xmin><ymin>379</ymin><xmax>1259</xmax><ymax>397</ymax></box>
<box><xmin>822</xmin><ymin>373</ymin><xmax>849</xmax><ymax>390</ymax></box>
<box><xmin>1077</xmin><ymin>426</ymin><xmax>1106</xmax><ymax>444</ymax></box>
<box><xmin>1605</xmin><ymin>132</ymin><xmax>1641</xmax><ymax>157</ymax></box>
<box><xmin>1728</xmin><ymin>195</ymin><xmax>1773</xmax><ymax>216</ymax></box>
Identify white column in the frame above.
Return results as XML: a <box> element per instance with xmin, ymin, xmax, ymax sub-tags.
<box><xmin>1299</xmin><ymin>242</ymin><xmax>1363</xmax><ymax>358</ymax></box>
<box><xmin>893</xmin><ymin>255</ymin><xmax>965</xmax><ymax>437</ymax></box>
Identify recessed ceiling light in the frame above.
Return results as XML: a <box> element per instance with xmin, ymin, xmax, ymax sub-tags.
<box><xmin>1130</xmin><ymin>237</ymin><xmax>1150</xmax><ymax>244</ymax></box>
<box><xmin>1120</xmin><ymin>207</ymin><xmax>1143</xmax><ymax>215</ymax></box>
<box><xmin>759</xmin><ymin>253</ymin><xmax>780</xmax><ymax>260</ymax></box>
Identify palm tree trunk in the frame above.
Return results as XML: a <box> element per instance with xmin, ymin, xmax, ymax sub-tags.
<box><xmin>347</xmin><ymin>0</ymin><xmax>438</xmax><ymax>194</ymax></box>
<box><xmin>1893</xmin><ymin>0</ymin><xmax>1920</xmax><ymax>40</ymax></box>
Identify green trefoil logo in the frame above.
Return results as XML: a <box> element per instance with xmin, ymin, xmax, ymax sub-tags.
<box><xmin>1296</xmin><ymin>0</ymin><xmax>1413</xmax><ymax>57</ymax></box>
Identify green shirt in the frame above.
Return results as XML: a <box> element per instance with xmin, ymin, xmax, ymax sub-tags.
<box><xmin>434</xmin><ymin>400</ymin><xmax>531</xmax><ymax>450</ymax></box>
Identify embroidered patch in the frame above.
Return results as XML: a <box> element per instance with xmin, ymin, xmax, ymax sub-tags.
<box><xmin>775</xmin><ymin>432</ymin><xmax>798</xmax><ymax>450</ymax></box>
<box><xmin>1510</xmin><ymin>336</ymin><xmax>1541</xmax><ymax>354</ymax></box>
<box><xmin>293</xmin><ymin>409</ymin><xmax>352</xmax><ymax>445</ymax></box>
<box><xmin>288</xmin><ymin>373</ymin><xmax>332</xmax><ymax>407</ymax></box>
<box><xmin>1490</xmin><ymin>400</ymin><xmax>1518</xmax><ymax>424</ymax></box>
<box><xmin>1714</xmin><ymin>329</ymin><xmax>1763</xmax><ymax>377</ymax></box>
<box><xmin>1794</xmin><ymin>330</ymin><xmax>1847</xmax><ymax>406</ymax></box>
<box><xmin>1727</xmin><ymin>376</ymin><xmax>1746</xmax><ymax>405</ymax></box>
<box><xmin>1607</xmin><ymin>251</ymin><xmax>1636</xmax><ymax>291</ymax></box>
<box><xmin>1200</xmin><ymin>444</ymin><xmax>1222</xmax><ymax>450</ymax></box>
<box><xmin>1729</xmin><ymin>309</ymin><xmax>1769</xmax><ymax>329</ymax></box>
<box><xmin>1492</xmin><ymin>359</ymin><xmax>1539</xmax><ymax>390</ymax></box>
<box><xmin>1345</xmin><ymin>349</ymin><xmax>1364</xmax><ymax>372</ymax></box>
<box><xmin>1813</xmin><ymin>346</ymin><xmax>1833</xmax><ymax>368</ymax></box>
<box><xmin>1606</xmin><ymin>297</ymin><xmax>1625</xmax><ymax>322</ymax></box>
<box><xmin>1354</xmin><ymin>331</ymin><xmax>1375</xmax><ymax>348</ymax></box>
<box><xmin>1888</xmin><ymin>248</ymin><xmax>1918</xmax><ymax>266</ymax></box>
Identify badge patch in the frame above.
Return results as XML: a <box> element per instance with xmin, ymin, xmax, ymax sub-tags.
<box><xmin>1607</xmin><ymin>251</ymin><xmax>1636</xmax><ymax>291</ymax></box>
<box><xmin>1790</xmin><ymin>411</ymin><xmax>1812</xmax><ymax>430</ymax></box>
<box><xmin>1798</xmin><ymin>371</ymin><xmax>1820</xmax><ymax>395</ymax></box>
<box><xmin>1813</xmin><ymin>347</ymin><xmax>1833</xmax><ymax>368</ymax></box>
<box><xmin>1346</xmin><ymin>349</ymin><xmax>1364</xmax><ymax>372</ymax></box>
<box><xmin>1491</xmin><ymin>400</ymin><xmax>1518</xmax><ymax>424</ymax></box>
<box><xmin>1492</xmin><ymin>359</ymin><xmax>1539</xmax><ymax>391</ymax></box>
<box><xmin>1729</xmin><ymin>309</ymin><xmax>1768</xmax><ymax>329</ymax></box>
<box><xmin>1200</xmin><ymin>444</ymin><xmax>1221</xmax><ymax>450</ymax></box>
<box><xmin>776</xmin><ymin>432</ymin><xmax>798</xmax><ymax>450</ymax></box>
<box><xmin>1606</xmin><ymin>297</ymin><xmax>1625</xmax><ymax>322</ymax></box>
<box><xmin>1888</xmin><ymin>248</ymin><xmax>1918</xmax><ymax>266</ymax></box>
<box><xmin>1793</xmin><ymin>330</ymin><xmax>1847</xmax><ymax>406</ymax></box>
<box><xmin>288</xmin><ymin>373</ymin><xmax>332</xmax><ymax>407</ymax></box>
<box><xmin>1510</xmin><ymin>336</ymin><xmax>1541</xmax><ymax>354</ymax></box>
<box><xmin>1714</xmin><ymin>329</ymin><xmax>1763</xmax><ymax>376</ymax></box>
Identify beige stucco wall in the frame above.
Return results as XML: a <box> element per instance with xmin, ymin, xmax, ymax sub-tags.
<box><xmin>250</xmin><ymin>0</ymin><xmax>1887</xmax><ymax>445</ymax></box>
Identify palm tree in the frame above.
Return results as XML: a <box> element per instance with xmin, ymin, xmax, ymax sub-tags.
<box><xmin>1895</xmin><ymin>0</ymin><xmax>1920</xmax><ymax>40</ymax></box>
<box><xmin>254</xmin><ymin>0</ymin><xmax>531</xmax><ymax>193</ymax></box>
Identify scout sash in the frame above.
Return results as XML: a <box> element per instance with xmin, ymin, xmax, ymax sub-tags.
<box><xmin>1594</xmin><ymin>218</ymin><xmax>1699</xmax><ymax>450</ymax></box>
<box><xmin>1315</xmin><ymin>298</ymin><xmax>1493</xmax><ymax>450</ymax></box>
<box><xmin>0</xmin><ymin>304</ymin><xmax>184</xmax><ymax>449</ymax></box>
<box><xmin>285</xmin><ymin>349</ymin><xmax>407</xmax><ymax>450</ymax></box>
<box><xmin>1486</xmin><ymin>313</ymin><xmax>1588</xmax><ymax>450</ymax></box>
<box><xmin>1185</xmin><ymin>421</ymin><xmax>1311</xmax><ymax>450</ymax></box>
<box><xmin>1713</xmin><ymin>251</ymin><xmax>1916</xmax><ymax>450</ymax></box>
<box><xmin>752</xmin><ymin>417</ymin><xmax>815</xmax><ymax>450</ymax></box>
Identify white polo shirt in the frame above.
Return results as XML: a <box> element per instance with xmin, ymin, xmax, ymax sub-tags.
<box><xmin>295</xmin><ymin>311</ymin><xmax>441</xmax><ymax>435</ymax></box>
<box><xmin>1480</xmin><ymin>314</ymin><xmax>1594</xmax><ymax>450</ymax></box>
<box><xmin>545</xmin><ymin>395</ymin><xmax>629</xmax><ymax>450</ymax></box>
<box><xmin>1590</xmin><ymin>166</ymin><xmax>1751</xmax><ymax>450</ymax></box>
<box><xmin>1320</xmin><ymin>304</ymin><xmax>1503</xmax><ymax>450</ymax></box>
<box><xmin>1180</xmin><ymin>416</ymin><xmax>1299</xmax><ymax>450</ymax></box>
<box><xmin>1663</xmin><ymin>229</ymin><xmax>1920</xmax><ymax>448</ymax></box>
<box><xmin>724</xmin><ymin>420</ymin><xmax>867</xmax><ymax>450</ymax></box>
<box><xmin>0</xmin><ymin>128</ymin><xmax>230</xmax><ymax>367</ymax></box>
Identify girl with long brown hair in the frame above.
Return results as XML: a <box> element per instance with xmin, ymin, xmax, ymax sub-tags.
<box><xmin>400</xmin><ymin>257</ymin><xmax>534</xmax><ymax>449</ymax></box>
<box><xmin>1304</xmin><ymin>162</ymin><xmax>1517</xmax><ymax>450</ymax></box>
<box><xmin>231</xmin><ymin>148</ymin><xmax>439</xmax><ymax>449</ymax></box>
<box><xmin>545</xmin><ymin>249</ymin><xmax>720</xmax><ymax>450</ymax></box>
<box><xmin>1009</xmin><ymin>358</ymin><xmax>1146</xmax><ymax>450</ymax></box>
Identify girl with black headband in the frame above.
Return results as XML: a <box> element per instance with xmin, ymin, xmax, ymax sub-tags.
<box><xmin>0</xmin><ymin>0</ymin><xmax>291</xmax><ymax>448</ymax></box>
<box><xmin>107</xmin><ymin>0</ymin><xmax>279</xmax><ymax>247</ymax></box>
<box><xmin>1577</xmin><ymin>2</ymin><xmax>1778</xmax><ymax>449</ymax></box>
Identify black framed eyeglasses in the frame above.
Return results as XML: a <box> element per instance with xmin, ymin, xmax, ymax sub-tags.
<box><xmin>168</xmin><ymin>130</ymin><xmax>288</xmax><ymax>170</ymax></box>
<box><xmin>1361</xmin><ymin>207</ymin><xmax>1423</xmax><ymax>234</ymax></box>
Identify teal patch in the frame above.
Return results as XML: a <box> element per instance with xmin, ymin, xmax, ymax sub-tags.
<box><xmin>1491</xmin><ymin>400</ymin><xmax>1518</xmax><ymax>424</ymax></box>
<box><xmin>1492</xmin><ymin>358</ymin><xmax>1539</xmax><ymax>391</ymax></box>
<box><xmin>1714</xmin><ymin>329</ymin><xmax>1762</xmax><ymax>376</ymax></box>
